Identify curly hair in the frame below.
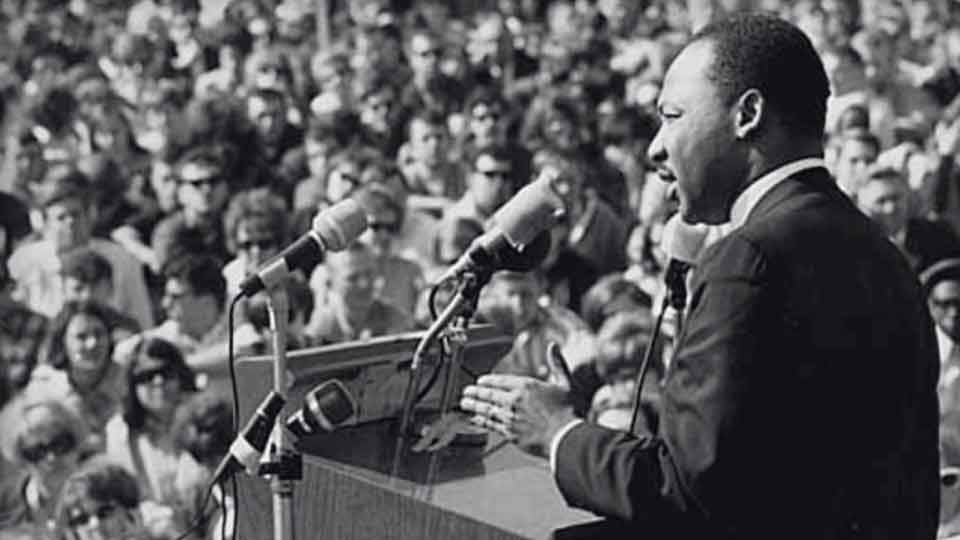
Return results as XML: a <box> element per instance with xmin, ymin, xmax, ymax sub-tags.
<box><xmin>44</xmin><ymin>300</ymin><xmax>117</xmax><ymax>373</ymax></box>
<box><xmin>222</xmin><ymin>187</ymin><xmax>290</xmax><ymax>255</ymax></box>
<box><xmin>54</xmin><ymin>457</ymin><xmax>141</xmax><ymax>539</ymax></box>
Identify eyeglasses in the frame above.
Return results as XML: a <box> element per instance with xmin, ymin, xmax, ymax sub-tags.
<box><xmin>238</xmin><ymin>239</ymin><xmax>277</xmax><ymax>252</ymax></box>
<box><xmin>19</xmin><ymin>432</ymin><xmax>77</xmax><ymax>463</ymax></box>
<box><xmin>472</xmin><ymin>112</ymin><xmax>501</xmax><ymax>123</ymax></box>
<box><xmin>931</xmin><ymin>298</ymin><xmax>960</xmax><ymax>311</ymax></box>
<box><xmin>413</xmin><ymin>48</ymin><xmax>442</xmax><ymax>58</ymax></box>
<box><xmin>131</xmin><ymin>367</ymin><xmax>178</xmax><ymax>386</ymax></box>
<box><xmin>477</xmin><ymin>169</ymin><xmax>510</xmax><ymax>181</ymax></box>
<box><xmin>368</xmin><ymin>221</ymin><xmax>400</xmax><ymax>234</ymax></box>
<box><xmin>178</xmin><ymin>176</ymin><xmax>220</xmax><ymax>189</ymax></box>
<box><xmin>67</xmin><ymin>504</ymin><xmax>121</xmax><ymax>529</ymax></box>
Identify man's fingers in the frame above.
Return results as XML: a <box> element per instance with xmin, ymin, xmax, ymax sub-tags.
<box><xmin>460</xmin><ymin>396</ymin><xmax>517</xmax><ymax>421</ymax></box>
<box><xmin>469</xmin><ymin>414</ymin><xmax>514</xmax><ymax>439</ymax></box>
<box><xmin>461</xmin><ymin>385</ymin><xmax>516</xmax><ymax>407</ymax></box>
<box><xmin>475</xmin><ymin>373</ymin><xmax>534</xmax><ymax>391</ymax></box>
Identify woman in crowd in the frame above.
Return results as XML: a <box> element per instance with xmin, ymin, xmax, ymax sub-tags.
<box><xmin>0</xmin><ymin>399</ymin><xmax>87</xmax><ymax>538</ymax></box>
<box><xmin>104</xmin><ymin>337</ymin><xmax>196</xmax><ymax>507</ymax></box>
<box><xmin>33</xmin><ymin>301</ymin><xmax>126</xmax><ymax>448</ymax></box>
<box><xmin>53</xmin><ymin>458</ymin><xmax>154</xmax><ymax>540</ymax></box>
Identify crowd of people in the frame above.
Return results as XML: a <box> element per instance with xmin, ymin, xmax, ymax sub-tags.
<box><xmin>0</xmin><ymin>0</ymin><xmax>958</xmax><ymax>538</ymax></box>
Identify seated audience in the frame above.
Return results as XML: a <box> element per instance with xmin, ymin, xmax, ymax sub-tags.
<box><xmin>921</xmin><ymin>258</ymin><xmax>960</xmax><ymax>418</ymax></box>
<box><xmin>221</xmin><ymin>188</ymin><xmax>290</xmax><ymax>298</ymax></box>
<box><xmin>8</xmin><ymin>167</ymin><xmax>155</xmax><ymax>329</ymax></box>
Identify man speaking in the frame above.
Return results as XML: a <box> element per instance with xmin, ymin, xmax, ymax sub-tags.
<box><xmin>461</xmin><ymin>13</ymin><xmax>940</xmax><ymax>539</ymax></box>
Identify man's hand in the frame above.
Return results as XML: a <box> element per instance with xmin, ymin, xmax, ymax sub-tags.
<box><xmin>460</xmin><ymin>374</ymin><xmax>578</xmax><ymax>457</ymax></box>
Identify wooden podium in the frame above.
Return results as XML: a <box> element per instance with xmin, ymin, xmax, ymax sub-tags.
<box><xmin>233</xmin><ymin>326</ymin><xmax>599</xmax><ymax>539</ymax></box>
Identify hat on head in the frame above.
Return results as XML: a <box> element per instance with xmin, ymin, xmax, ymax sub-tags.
<box><xmin>920</xmin><ymin>258</ymin><xmax>960</xmax><ymax>297</ymax></box>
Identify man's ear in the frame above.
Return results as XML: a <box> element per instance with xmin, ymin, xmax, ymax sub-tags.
<box><xmin>734</xmin><ymin>89</ymin><xmax>764</xmax><ymax>139</ymax></box>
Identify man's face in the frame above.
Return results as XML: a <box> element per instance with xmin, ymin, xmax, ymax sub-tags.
<box><xmin>45</xmin><ymin>199</ymin><xmax>91</xmax><ymax>252</ymax></box>
<box><xmin>64</xmin><ymin>313</ymin><xmax>110</xmax><ymax>387</ymax></box>
<box><xmin>248</xmin><ymin>95</ymin><xmax>287</xmax><ymax>145</ymax></box>
<box><xmin>62</xmin><ymin>277</ymin><xmax>112</xmax><ymax>305</ymax></box>
<box><xmin>835</xmin><ymin>138</ymin><xmax>878</xmax><ymax>195</ymax></box>
<box><xmin>409</xmin><ymin>119</ymin><xmax>447</xmax><ymax>167</ymax></box>
<box><xmin>236</xmin><ymin>219</ymin><xmax>280</xmax><ymax>275</ymax></box>
<box><xmin>492</xmin><ymin>275</ymin><xmax>541</xmax><ymax>332</ymax></box>
<box><xmin>162</xmin><ymin>278</ymin><xmax>217</xmax><ymax>339</ymax></box>
<box><xmin>469</xmin><ymin>154</ymin><xmax>512</xmax><ymax>216</ymax></box>
<box><xmin>469</xmin><ymin>103</ymin><xmax>505</xmax><ymax>146</ymax></box>
<box><xmin>177</xmin><ymin>162</ymin><xmax>229</xmax><ymax>216</ymax></box>
<box><xmin>360</xmin><ymin>89</ymin><xmax>395</xmax><ymax>134</ymax></box>
<box><xmin>931</xmin><ymin>280</ymin><xmax>960</xmax><ymax>342</ymax></box>
<box><xmin>647</xmin><ymin>40</ymin><xmax>747</xmax><ymax>225</ymax></box>
<box><xmin>364</xmin><ymin>204</ymin><xmax>401</xmax><ymax>255</ymax></box>
<box><xmin>328</xmin><ymin>251</ymin><xmax>376</xmax><ymax>313</ymax></box>
<box><xmin>408</xmin><ymin>34</ymin><xmax>443</xmax><ymax>79</ymax></box>
<box><xmin>857</xmin><ymin>178</ymin><xmax>909</xmax><ymax>237</ymax></box>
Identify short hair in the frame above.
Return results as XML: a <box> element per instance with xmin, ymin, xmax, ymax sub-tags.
<box><xmin>122</xmin><ymin>337</ymin><xmax>197</xmax><ymax>432</ymax></box>
<box><xmin>55</xmin><ymin>458</ymin><xmax>141</xmax><ymax>535</ymax></box>
<box><xmin>860</xmin><ymin>165</ymin><xmax>906</xmax><ymax>189</ymax></box>
<box><xmin>840</xmin><ymin>128</ymin><xmax>880</xmax><ymax>157</ymax></box>
<box><xmin>222</xmin><ymin>187</ymin><xmax>289</xmax><ymax>255</ymax></box>
<box><xmin>59</xmin><ymin>248</ymin><xmax>113</xmax><ymax>285</ymax></box>
<box><xmin>691</xmin><ymin>13</ymin><xmax>830</xmax><ymax>139</ymax></box>
<box><xmin>45</xmin><ymin>300</ymin><xmax>117</xmax><ymax>371</ymax></box>
<box><xmin>175</xmin><ymin>145</ymin><xmax>227</xmax><ymax>180</ymax></box>
<box><xmin>162</xmin><ymin>254</ymin><xmax>227</xmax><ymax>307</ymax></box>
<box><xmin>464</xmin><ymin>85</ymin><xmax>507</xmax><ymax>115</ymax></box>
<box><xmin>406</xmin><ymin>107</ymin><xmax>448</xmax><ymax>140</ymax></box>
<box><xmin>580</xmin><ymin>274</ymin><xmax>653</xmax><ymax>333</ymax></box>
<box><xmin>837</xmin><ymin>104</ymin><xmax>871</xmax><ymax>133</ymax></box>
<box><xmin>39</xmin><ymin>168</ymin><xmax>92</xmax><ymax>209</ymax></box>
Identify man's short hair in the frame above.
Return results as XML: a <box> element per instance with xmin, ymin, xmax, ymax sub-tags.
<box><xmin>692</xmin><ymin>13</ymin><xmax>830</xmax><ymax>139</ymax></box>
<box><xmin>60</xmin><ymin>248</ymin><xmax>113</xmax><ymax>285</ymax></box>
<box><xmin>40</xmin><ymin>167</ymin><xmax>92</xmax><ymax>208</ymax></box>
<box><xmin>162</xmin><ymin>254</ymin><xmax>227</xmax><ymax>307</ymax></box>
<box><xmin>406</xmin><ymin>107</ymin><xmax>448</xmax><ymax>140</ymax></box>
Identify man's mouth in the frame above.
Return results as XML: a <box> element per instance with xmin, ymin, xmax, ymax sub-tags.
<box><xmin>656</xmin><ymin>168</ymin><xmax>677</xmax><ymax>182</ymax></box>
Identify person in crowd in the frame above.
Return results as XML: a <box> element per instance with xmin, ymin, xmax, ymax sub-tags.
<box><xmin>830</xmin><ymin>127</ymin><xmax>881</xmax><ymax>196</ymax></box>
<box><xmin>397</xmin><ymin>108</ymin><xmax>467</xmax><ymax>217</ymax></box>
<box><xmin>104</xmin><ymin>337</ymin><xmax>196</xmax><ymax>507</ymax></box>
<box><xmin>7</xmin><ymin>168</ymin><xmax>155</xmax><ymax>330</ymax></box>
<box><xmin>921</xmin><ymin>258</ymin><xmax>960</xmax><ymax>418</ymax></box>
<box><xmin>305</xmin><ymin>242</ymin><xmax>412</xmax><ymax>343</ymax></box>
<box><xmin>30</xmin><ymin>301</ymin><xmax>125</xmax><ymax>448</ymax></box>
<box><xmin>352</xmin><ymin>68</ymin><xmax>404</xmax><ymax>158</ymax></box>
<box><xmin>221</xmin><ymin>187</ymin><xmax>289</xmax><ymax>299</ymax></box>
<box><xmin>115</xmin><ymin>254</ymin><xmax>227</xmax><ymax>379</ymax></box>
<box><xmin>399</xmin><ymin>25</ymin><xmax>464</xmax><ymax>120</ymax></box>
<box><xmin>245</xmin><ymin>87</ymin><xmax>303</xmax><ymax>174</ymax></box>
<box><xmin>355</xmin><ymin>181</ymin><xmax>425</xmax><ymax>316</ymax></box>
<box><xmin>854</xmin><ymin>165</ymin><xmax>960</xmax><ymax>273</ymax></box>
<box><xmin>58</xmin><ymin>248</ymin><xmax>140</xmax><ymax>342</ymax></box>
<box><xmin>194</xmin><ymin>22</ymin><xmax>254</xmax><ymax>99</ymax></box>
<box><xmin>443</xmin><ymin>145</ymin><xmax>515</xmax><ymax>228</ymax></box>
<box><xmin>481</xmin><ymin>270</ymin><xmax>592</xmax><ymax>387</ymax></box>
<box><xmin>291</xmin><ymin>115</ymin><xmax>367</xmax><ymax>211</ymax></box>
<box><xmin>462</xmin><ymin>14</ymin><xmax>939</xmax><ymax>538</ymax></box>
<box><xmin>587</xmin><ymin>312</ymin><xmax>658</xmax><ymax>434</ymax></box>
<box><xmin>456</xmin><ymin>86</ymin><xmax>532</xmax><ymax>186</ymax></box>
<box><xmin>53</xmin><ymin>457</ymin><xmax>173</xmax><ymax>540</ymax></box>
<box><xmin>579</xmin><ymin>273</ymin><xmax>653</xmax><ymax>334</ymax></box>
<box><xmin>0</xmin><ymin>399</ymin><xmax>87</xmax><ymax>536</ymax></box>
<box><xmin>169</xmin><ymin>390</ymin><xmax>234</xmax><ymax>540</ymax></box>
<box><xmin>151</xmin><ymin>146</ymin><xmax>233</xmax><ymax>271</ymax></box>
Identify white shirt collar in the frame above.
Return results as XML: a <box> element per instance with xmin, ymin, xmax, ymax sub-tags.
<box><xmin>723</xmin><ymin>157</ymin><xmax>825</xmax><ymax>235</ymax></box>
<box><xmin>938</xmin><ymin>325</ymin><xmax>956</xmax><ymax>365</ymax></box>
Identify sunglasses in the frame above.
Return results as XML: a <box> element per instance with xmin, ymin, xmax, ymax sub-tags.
<box><xmin>19</xmin><ymin>431</ymin><xmax>77</xmax><ymax>463</ymax></box>
<box><xmin>414</xmin><ymin>48</ymin><xmax>442</xmax><ymax>58</ymax></box>
<box><xmin>238</xmin><ymin>239</ymin><xmax>277</xmax><ymax>251</ymax></box>
<box><xmin>368</xmin><ymin>221</ymin><xmax>400</xmax><ymax>233</ymax></box>
<box><xmin>67</xmin><ymin>504</ymin><xmax>121</xmax><ymax>529</ymax></box>
<box><xmin>131</xmin><ymin>367</ymin><xmax>178</xmax><ymax>386</ymax></box>
<box><xmin>472</xmin><ymin>112</ymin><xmax>501</xmax><ymax>123</ymax></box>
<box><xmin>178</xmin><ymin>176</ymin><xmax>220</xmax><ymax>189</ymax></box>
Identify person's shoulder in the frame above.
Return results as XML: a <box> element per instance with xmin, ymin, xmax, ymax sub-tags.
<box><xmin>7</xmin><ymin>239</ymin><xmax>53</xmax><ymax>272</ymax></box>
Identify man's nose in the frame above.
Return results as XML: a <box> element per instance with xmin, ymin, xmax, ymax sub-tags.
<box><xmin>647</xmin><ymin>129</ymin><xmax>667</xmax><ymax>167</ymax></box>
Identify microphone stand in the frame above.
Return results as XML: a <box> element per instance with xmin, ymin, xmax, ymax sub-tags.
<box><xmin>399</xmin><ymin>272</ymin><xmax>484</xmax><ymax>441</ymax></box>
<box><xmin>261</xmin><ymin>286</ymin><xmax>302</xmax><ymax>540</ymax></box>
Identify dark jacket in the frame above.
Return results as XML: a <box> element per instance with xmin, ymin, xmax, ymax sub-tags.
<box><xmin>554</xmin><ymin>167</ymin><xmax>940</xmax><ymax>539</ymax></box>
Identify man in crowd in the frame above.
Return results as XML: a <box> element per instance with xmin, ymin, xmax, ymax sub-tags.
<box><xmin>462</xmin><ymin>14</ymin><xmax>940</xmax><ymax>538</ymax></box>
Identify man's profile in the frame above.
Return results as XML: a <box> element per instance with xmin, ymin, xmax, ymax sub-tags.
<box><xmin>462</xmin><ymin>13</ymin><xmax>940</xmax><ymax>539</ymax></box>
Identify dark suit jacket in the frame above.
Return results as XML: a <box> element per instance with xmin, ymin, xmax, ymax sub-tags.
<box><xmin>903</xmin><ymin>217</ymin><xmax>960</xmax><ymax>274</ymax></box>
<box><xmin>554</xmin><ymin>168</ymin><xmax>940</xmax><ymax>539</ymax></box>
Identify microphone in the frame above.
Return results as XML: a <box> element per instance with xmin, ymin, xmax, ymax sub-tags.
<box><xmin>286</xmin><ymin>379</ymin><xmax>357</xmax><ymax>438</ymax></box>
<box><xmin>435</xmin><ymin>167</ymin><xmax>567</xmax><ymax>284</ymax></box>
<box><xmin>211</xmin><ymin>391</ymin><xmax>286</xmax><ymax>484</ymax></box>
<box><xmin>661</xmin><ymin>214</ymin><xmax>709</xmax><ymax>309</ymax></box>
<box><xmin>239</xmin><ymin>199</ymin><xmax>368</xmax><ymax>296</ymax></box>
<box><xmin>210</xmin><ymin>380</ymin><xmax>357</xmax><ymax>484</ymax></box>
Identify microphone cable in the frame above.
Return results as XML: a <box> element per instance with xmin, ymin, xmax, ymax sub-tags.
<box><xmin>628</xmin><ymin>294</ymin><xmax>669</xmax><ymax>435</ymax></box>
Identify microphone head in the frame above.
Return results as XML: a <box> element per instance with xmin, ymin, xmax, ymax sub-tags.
<box><xmin>663</xmin><ymin>213</ymin><xmax>709</xmax><ymax>264</ymax></box>
<box><xmin>489</xmin><ymin>166</ymin><xmax>567</xmax><ymax>249</ymax></box>
<box><xmin>313</xmin><ymin>199</ymin><xmax>368</xmax><ymax>251</ymax></box>
<box><xmin>286</xmin><ymin>379</ymin><xmax>356</xmax><ymax>438</ymax></box>
<box><xmin>492</xmin><ymin>229</ymin><xmax>552</xmax><ymax>273</ymax></box>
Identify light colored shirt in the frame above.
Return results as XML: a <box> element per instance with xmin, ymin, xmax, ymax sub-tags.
<box><xmin>548</xmin><ymin>156</ymin><xmax>827</xmax><ymax>473</ymax></box>
<box><xmin>8</xmin><ymin>238</ymin><xmax>156</xmax><ymax>329</ymax></box>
